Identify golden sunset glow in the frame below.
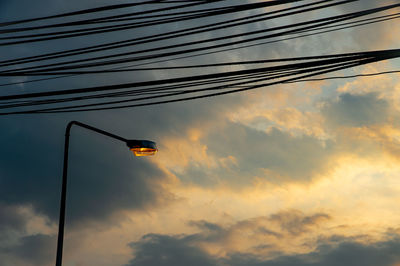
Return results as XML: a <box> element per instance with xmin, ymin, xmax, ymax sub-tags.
<box><xmin>1</xmin><ymin>1</ymin><xmax>400</xmax><ymax>266</ymax></box>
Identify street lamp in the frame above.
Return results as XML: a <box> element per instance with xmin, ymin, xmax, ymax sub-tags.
<box><xmin>55</xmin><ymin>121</ymin><xmax>157</xmax><ymax>266</ymax></box>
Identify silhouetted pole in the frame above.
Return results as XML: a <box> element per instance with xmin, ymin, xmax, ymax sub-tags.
<box><xmin>55</xmin><ymin>122</ymin><xmax>71</xmax><ymax>266</ymax></box>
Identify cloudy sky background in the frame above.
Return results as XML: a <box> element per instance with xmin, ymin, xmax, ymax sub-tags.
<box><xmin>1</xmin><ymin>1</ymin><xmax>400</xmax><ymax>265</ymax></box>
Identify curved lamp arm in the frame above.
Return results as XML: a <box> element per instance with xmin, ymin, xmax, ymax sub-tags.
<box><xmin>66</xmin><ymin>121</ymin><xmax>128</xmax><ymax>143</ymax></box>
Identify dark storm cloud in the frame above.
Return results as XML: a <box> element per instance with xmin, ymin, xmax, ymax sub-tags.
<box><xmin>0</xmin><ymin>0</ymin><xmax>249</xmax><ymax>227</ymax></box>
<box><xmin>126</xmin><ymin>232</ymin><xmax>400</xmax><ymax>266</ymax></box>
<box><xmin>0</xmin><ymin>0</ymin><xmax>262</xmax><ymax>230</ymax></box>
<box><xmin>322</xmin><ymin>92</ymin><xmax>389</xmax><ymax>127</ymax></box>
<box><xmin>0</xmin><ymin>114</ymin><xmax>175</xmax><ymax>265</ymax></box>
<box><xmin>0</xmin><ymin>116</ymin><xmax>173</xmax><ymax>227</ymax></box>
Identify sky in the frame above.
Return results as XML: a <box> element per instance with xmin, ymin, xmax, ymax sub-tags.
<box><xmin>1</xmin><ymin>1</ymin><xmax>400</xmax><ymax>265</ymax></box>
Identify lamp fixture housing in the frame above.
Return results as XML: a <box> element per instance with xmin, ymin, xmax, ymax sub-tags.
<box><xmin>126</xmin><ymin>140</ymin><xmax>158</xmax><ymax>156</ymax></box>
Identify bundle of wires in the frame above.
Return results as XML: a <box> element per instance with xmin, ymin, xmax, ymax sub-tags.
<box><xmin>1</xmin><ymin>49</ymin><xmax>399</xmax><ymax>115</ymax></box>
<box><xmin>0</xmin><ymin>0</ymin><xmax>399</xmax><ymax>115</ymax></box>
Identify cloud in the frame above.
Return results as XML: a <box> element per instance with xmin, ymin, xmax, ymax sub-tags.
<box><xmin>161</xmin><ymin>120</ymin><xmax>336</xmax><ymax>189</ymax></box>
<box><xmin>322</xmin><ymin>92</ymin><xmax>389</xmax><ymax>128</ymax></box>
<box><xmin>189</xmin><ymin>210</ymin><xmax>331</xmax><ymax>245</ymax></box>
<box><xmin>201</xmin><ymin>123</ymin><xmax>334</xmax><ymax>184</ymax></box>
<box><xmin>0</xmin><ymin>203</ymin><xmax>55</xmax><ymax>266</ymax></box>
<box><xmin>125</xmin><ymin>210</ymin><xmax>333</xmax><ymax>260</ymax></box>
<box><xmin>0</xmin><ymin>234</ymin><xmax>55</xmax><ymax>266</ymax></box>
<box><xmin>0</xmin><ymin>203</ymin><xmax>27</xmax><ymax>237</ymax></box>
<box><xmin>317</xmin><ymin>91</ymin><xmax>400</xmax><ymax>161</ymax></box>
<box><xmin>268</xmin><ymin>210</ymin><xmax>330</xmax><ymax>236</ymax></box>
<box><xmin>226</xmin><ymin>237</ymin><xmax>400</xmax><ymax>266</ymax></box>
<box><xmin>1</xmin><ymin>1</ymin><xmax>400</xmax><ymax>265</ymax></box>
<box><xmin>126</xmin><ymin>234</ymin><xmax>217</xmax><ymax>266</ymax></box>
<box><xmin>0</xmin><ymin>0</ymin><xmax>265</xmax><ymax>226</ymax></box>
<box><xmin>338</xmin><ymin>0</ymin><xmax>400</xmax><ymax>50</ymax></box>
<box><xmin>126</xmin><ymin>231</ymin><xmax>400</xmax><ymax>266</ymax></box>
<box><xmin>0</xmin><ymin>117</ymin><xmax>174</xmax><ymax>227</ymax></box>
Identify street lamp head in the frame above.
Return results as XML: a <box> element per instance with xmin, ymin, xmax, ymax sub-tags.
<box><xmin>126</xmin><ymin>140</ymin><xmax>158</xmax><ymax>157</ymax></box>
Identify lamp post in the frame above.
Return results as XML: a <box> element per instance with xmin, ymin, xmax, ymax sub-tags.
<box><xmin>55</xmin><ymin>121</ymin><xmax>157</xmax><ymax>266</ymax></box>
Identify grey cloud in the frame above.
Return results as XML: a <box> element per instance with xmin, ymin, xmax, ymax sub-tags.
<box><xmin>0</xmin><ymin>1</ymin><xmax>398</xmax><ymax>265</ymax></box>
<box><xmin>125</xmin><ymin>211</ymin><xmax>397</xmax><ymax>266</ymax></box>
<box><xmin>0</xmin><ymin>116</ymin><xmax>173</xmax><ymax>227</ymax></box>
<box><xmin>0</xmin><ymin>203</ymin><xmax>27</xmax><ymax>236</ymax></box>
<box><xmin>179</xmin><ymin>123</ymin><xmax>334</xmax><ymax>186</ymax></box>
<box><xmin>182</xmin><ymin>211</ymin><xmax>328</xmax><ymax>251</ymax></box>
<box><xmin>269</xmin><ymin>210</ymin><xmax>331</xmax><ymax>236</ymax></box>
<box><xmin>0</xmin><ymin>2</ymin><xmax>255</xmax><ymax>231</ymax></box>
<box><xmin>0</xmin><ymin>100</ymin><xmax>245</xmax><ymax>228</ymax></box>
<box><xmin>126</xmin><ymin>232</ymin><xmax>400</xmax><ymax>266</ymax></box>
<box><xmin>226</xmin><ymin>237</ymin><xmax>400</xmax><ymax>266</ymax></box>
<box><xmin>322</xmin><ymin>93</ymin><xmax>389</xmax><ymax>127</ymax></box>
<box><xmin>126</xmin><ymin>234</ymin><xmax>217</xmax><ymax>266</ymax></box>
<box><xmin>338</xmin><ymin>0</ymin><xmax>393</xmax><ymax>11</ymax></box>
<box><xmin>0</xmin><ymin>0</ymin><xmax>284</xmax><ymax>230</ymax></box>
<box><xmin>0</xmin><ymin>234</ymin><xmax>55</xmax><ymax>266</ymax></box>
<box><xmin>321</xmin><ymin>0</ymin><xmax>397</xmax><ymax>53</ymax></box>
<box><xmin>188</xmin><ymin>220</ymin><xmax>224</xmax><ymax>232</ymax></box>
<box><xmin>186</xmin><ymin>220</ymin><xmax>232</xmax><ymax>244</ymax></box>
<box><xmin>0</xmin><ymin>203</ymin><xmax>55</xmax><ymax>266</ymax></box>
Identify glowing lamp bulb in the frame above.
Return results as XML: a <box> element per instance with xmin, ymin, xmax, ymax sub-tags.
<box><xmin>126</xmin><ymin>140</ymin><xmax>157</xmax><ymax>157</ymax></box>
